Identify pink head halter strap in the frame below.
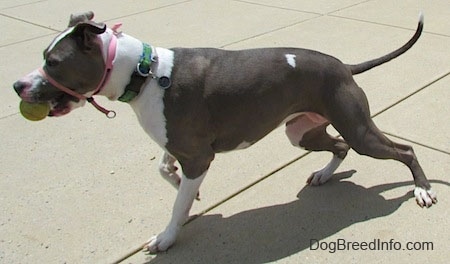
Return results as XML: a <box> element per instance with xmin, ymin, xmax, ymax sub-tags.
<box><xmin>39</xmin><ymin>24</ymin><xmax>121</xmax><ymax>118</ymax></box>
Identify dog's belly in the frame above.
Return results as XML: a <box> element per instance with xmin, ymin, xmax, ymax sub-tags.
<box><xmin>211</xmin><ymin>112</ymin><xmax>328</xmax><ymax>152</ymax></box>
<box><xmin>210</xmin><ymin>115</ymin><xmax>284</xmax><ymax>152</ymax></box>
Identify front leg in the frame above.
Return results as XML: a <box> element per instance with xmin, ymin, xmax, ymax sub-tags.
<box><xmin>158</xmin><ymin>152</ymin><xmax>201</xmax><ymax>200</ymax></box>
<box><xmin>159</xmin><ymin>152</ymin><xmax>181</xmax><ymax>189</ymax></box>
<box><xmin>144</xmin><ymin>171</ymin><xmax>207</xmax><ymax>253</ymax></box>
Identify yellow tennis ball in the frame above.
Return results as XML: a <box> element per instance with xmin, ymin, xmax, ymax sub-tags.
<box><xmin>19</xmin><ymin>100</ymin><xmax>50</xmax><ymax>121</ymax></box>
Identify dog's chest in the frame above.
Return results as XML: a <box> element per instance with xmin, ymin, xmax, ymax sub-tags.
<box><xmin>129</xmin><ymin>47</ymin><xmax>175</xmax><ymax>150</ymax></box>
<box><xmin>130</xmin><ymin>80</ymin><xmax>168</xmax><ymax>149</ymax></box>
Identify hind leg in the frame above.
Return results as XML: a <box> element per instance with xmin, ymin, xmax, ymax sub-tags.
<box><xmin>344</xmin><ymin>121</ymin><xmax>436</xmax><ymax>207</ymax></box>
<box><xmin>285</xmin><ymin>114</ymin><xmax>349</xmax><ymax>185</ymax></box>
<box><xmin>300</xmin><ymin>124</ymin><xmax>350</xmax><ymax>185</ymax></box>
<box><xmin>328</xmin><ymin>85</ymin><xmax>436</xmax><ymax>207</ymax></box>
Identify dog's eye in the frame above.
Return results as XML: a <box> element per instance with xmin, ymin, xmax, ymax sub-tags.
<box><xmin>46</xmin><ymin>59</ymin><xmax>59</xmax><ymax>68</ymax></box>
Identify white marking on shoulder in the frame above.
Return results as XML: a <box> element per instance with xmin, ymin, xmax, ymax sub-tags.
<box><xmin>46</xmin><ymin>27</ymin><xmax>75</xmax><ymax>53</ymax></box>
<box><xmin>130</xmin><ymin>47</ymin><xmax>175</xmax><ymax>150</ymax></box>
<box><xmin>285</xmin><ymin>54</ymin><xmax>296</xmax><ymax>68</ymax></box>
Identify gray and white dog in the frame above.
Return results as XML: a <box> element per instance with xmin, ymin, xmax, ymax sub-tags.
<box><xmin>13</xmin><ymin>12</ymin><xmax>436</xmax><ymax>253</ymax></box>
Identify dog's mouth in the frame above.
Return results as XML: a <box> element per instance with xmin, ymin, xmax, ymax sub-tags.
<box><xmin>48</xmin><ymin>94</ymin><xmax>83</xmax><ymax>117</ymax></box>
<box><xmin>14</xmin><ymin>75</ymin><xmax>83</xmax><ymax>117</ymax></box>
<box><xmin>49</xmin><ymin>99</ymin><xmax>70</xmax><ymax>117</ymax></box>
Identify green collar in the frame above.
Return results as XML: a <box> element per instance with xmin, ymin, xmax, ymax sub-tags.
<box><xmin>118</xmin><ymin>43</ymin><xmax>154</xmax><ymax>103</ymax></box>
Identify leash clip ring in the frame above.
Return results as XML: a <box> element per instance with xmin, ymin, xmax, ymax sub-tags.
<box><xmin>136</xmin><ymin>63</ymin><xmax>150</xmax><ymax>77</ymax></box>
<box><xmin>106</xmin><ymin>110</ymin><xmax>117</xmax><ymax>119</ymax></box>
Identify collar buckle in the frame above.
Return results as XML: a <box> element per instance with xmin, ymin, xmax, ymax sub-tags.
<box><xmin>118</xmin><ymin>43</ymin><xmax>155</xmax><ymax>103</ymax></box>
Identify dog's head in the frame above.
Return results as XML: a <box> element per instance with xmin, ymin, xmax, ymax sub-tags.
<box><xmin>13</xmin><ymin>11</ymin><xmax>108</xmax><ymax>117</ymax></box>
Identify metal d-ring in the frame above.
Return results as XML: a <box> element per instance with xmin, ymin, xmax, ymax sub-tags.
<box><xmin>136</xmin><ymin>63</ymin><xmax>150</xmax><ymax>77</ymax></box>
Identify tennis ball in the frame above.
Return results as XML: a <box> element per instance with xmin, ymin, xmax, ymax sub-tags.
<box><xmin>19</xmin><ymin>100</ymin><xmax>50</xmax><ymax>121</ymax></box>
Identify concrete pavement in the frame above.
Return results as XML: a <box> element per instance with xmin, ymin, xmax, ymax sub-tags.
<box><xmin>1</xmin><ymin>1</ymin><xmax>449</xmax><ymax>263</ymax></box>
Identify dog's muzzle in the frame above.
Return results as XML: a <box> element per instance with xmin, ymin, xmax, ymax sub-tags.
<box><xmin>37</xmin><ymin>67</ymin><xmax>116</xmax><ymax>118</ymax></box>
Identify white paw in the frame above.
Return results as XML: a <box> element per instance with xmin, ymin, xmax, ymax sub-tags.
<box><xmin>307</xmin><ymin>156</ymin><xmax>343</xmax><ymax>186</ymax></box>
<box><xmin>414</xmin><ymin>187</ymin><xmax>437</xmax><ymax>208</ymax></box>
<box><xmin>144</xmin><ymin>229</ymin><xmax>178</xmax><ymax>254</ymax></box>
<box><xmin>307</xmin><ymin>169</ymin><xmax>333</xmax><ymax>186</ymax></box>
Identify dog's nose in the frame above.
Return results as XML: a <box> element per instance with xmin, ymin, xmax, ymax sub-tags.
<box><xmin>13</xmin><ymin>80</ymin><xmax>29</xmax><ymax>95</ymax></box>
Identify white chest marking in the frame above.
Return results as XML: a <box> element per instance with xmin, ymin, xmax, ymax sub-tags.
<box><xmin>130</xmin><ymin>48</ymin><xmax>175</xmax><ymax>150</ymax></box>
<box><xmin>285</xmin><ymin>54</ymin><xmax>297</xmax><ymax>68</ymax></box>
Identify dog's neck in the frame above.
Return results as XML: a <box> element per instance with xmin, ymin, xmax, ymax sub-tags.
<box><xmin>97</xmin><ymin>29</ymin><xmax>144</xmax><ymax>101</ymax></box>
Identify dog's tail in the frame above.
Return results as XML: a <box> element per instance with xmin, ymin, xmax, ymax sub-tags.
<box><xmin>348</xmin><ymin>12</ymin><xmax>424</xmax><ymax>75</ymax></box>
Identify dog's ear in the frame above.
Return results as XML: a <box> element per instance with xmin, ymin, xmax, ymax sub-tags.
<box><xmin>71</xmin><ymin>21</ymin><xmax>107</xmax><ymax>51</ymax></box>
<box><xmin>68</xmin><ymin>11</ymin><xmax>95</xmax><ymax>27</ymax></box>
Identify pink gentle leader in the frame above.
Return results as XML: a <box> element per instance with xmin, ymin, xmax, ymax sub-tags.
<box><xmin>38</xmin><ymin>24</ymin><xmax>121</xmax><ymax>118</ymax></box>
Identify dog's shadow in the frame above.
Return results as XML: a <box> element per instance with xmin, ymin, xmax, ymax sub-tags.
<box><xmin>146</xmin><ymin>171</ymin><xmax>429</xmax><ymax>263</ymax></box>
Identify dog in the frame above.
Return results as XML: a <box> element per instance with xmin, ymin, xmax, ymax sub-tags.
<box><xmin>13</xmin><ymin>11</ymin><xmax>436</xmax><ymax>253</ymax></box>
